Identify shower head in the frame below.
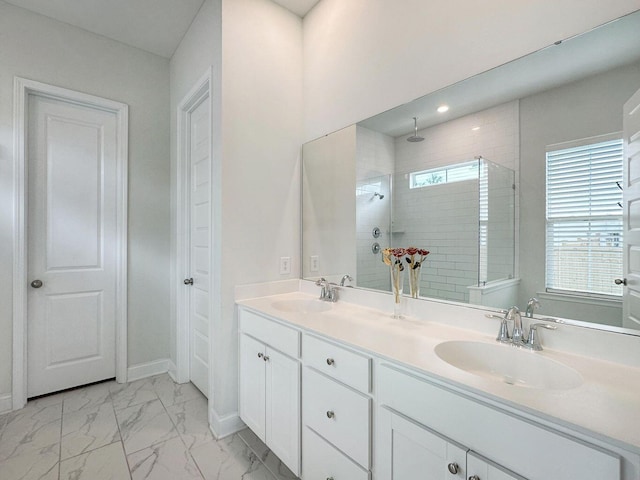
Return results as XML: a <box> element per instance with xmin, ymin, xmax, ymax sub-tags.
<box><xmin>407</xmin><ymin>117</ymin><xmax>424</xmax><ymax>142</ymax></box>
<box><xmin>374</xmin><ymin>192</ymin><xmax>385</xmax><ymax>200</ymax></box>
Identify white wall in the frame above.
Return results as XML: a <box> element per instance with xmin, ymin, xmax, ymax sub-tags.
<box><xmin>302</xmin><ymin>0</ymin><xmax>640</xmax><ymax>142</ymax></box>
<box><xmin>0</xmin><ymin>1</ymin><xmax>171</xmax><ymax>398</ymax></box>
<box><xmin>220</xmin><ymin>0</ymin><xmax>302</xmax><ymax>421</ymax></box>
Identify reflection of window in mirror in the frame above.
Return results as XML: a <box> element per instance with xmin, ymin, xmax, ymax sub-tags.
<box><xmin>545</xmin><ymin>135</ymin><xmax>624</xmax><ymax>297</ymax></box>
<box><xmin>410</xmin><ymin>160</ymin><xmax>480</xmax><ymax>188</ymax></box>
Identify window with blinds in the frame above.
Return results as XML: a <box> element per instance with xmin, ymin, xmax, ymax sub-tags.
<box><xmin>546</xmin><ymin>137</ymin><xmax>623</xmax><ymax>296</ymax></box>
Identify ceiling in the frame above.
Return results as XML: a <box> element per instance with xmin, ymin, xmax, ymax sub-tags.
<box><xmin>272</xmin><ymin>0</ymin><xmax>320</xmax><ymax>17</ymax></box>
<box><xmin>360</xmin><ymin>10</ymin><xmax>640</xmax><ymax>137</ymax></box>
<box><xmin>4</xmin><ymin>0</ymin><xmax>320</xmax><ymax>58</ymax></box>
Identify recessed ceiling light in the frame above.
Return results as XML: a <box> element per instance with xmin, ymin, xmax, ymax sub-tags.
<box><xmin>437</xmin><ymin>105</ymin><xmax>449</xmax><ymax>113</ymax></box>
<box><xmin>472</xmin><ymin>126</ymin><xmax>480</xmax><ymax>131</ymax></box>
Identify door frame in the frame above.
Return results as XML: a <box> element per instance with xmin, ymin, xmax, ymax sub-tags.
<box><xmin>175</xmin><ymin>68</ymin><xmax>214</xmax><ymax>393</ymax></box>
<box><xmin>12</xmin><ymin>77</ymin><xmax>129</xmax><ymax>410</ymax></box>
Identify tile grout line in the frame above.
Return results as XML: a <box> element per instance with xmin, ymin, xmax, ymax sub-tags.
<box><xmin>57</xmin><ymin>395</ymin><xmax>64</xmax><ymax>480</ymax></box>
<box><xmin>160</xmin><ymin>395</ymin><xmax>206</xmax><ymax>480</ymax></box>
<box><xmin>110</xmin><ymin>385</ymin><xmax>134</xmax><ymax>479</ymax></box>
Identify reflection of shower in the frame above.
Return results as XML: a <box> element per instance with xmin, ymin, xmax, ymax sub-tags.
<box><xmin>373</xmin><ymin>192</ymin><xmax>384</xmax><ymax>200</ymax></box>
<box><xmin>407</xmin><ymin>117</ymin><xmax>425</xmax><ymax>142</ymax></box>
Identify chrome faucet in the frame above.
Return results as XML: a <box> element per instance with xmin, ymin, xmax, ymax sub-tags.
<box><xmin>525</xmin><ymin>297</ymin><xmax>540</xmax><ymax>318</ymax></box>
<box><xmin>340</xmin><ymin>274</ymin><xmax>353</xmax><ymax>287</ymax></box>
<box><xmin>486</xmin><ymin>306</ymin><xmax>557</xmax><ymax>350</ymax></box>
<box><xmin>315</xmin><ymin>277</ymin><xmax>338</xmax><ymax>302</ymax></box>
<box><xmin>506</xmin><ymin>306</ymin><xmax>525</xmax><ymax>345</ymax></box>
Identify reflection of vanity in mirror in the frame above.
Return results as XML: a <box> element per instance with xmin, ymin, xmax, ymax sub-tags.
<box><xmin>302</xmin><ymin>9</ymin><xmax>640</xmax><ymax>333</ymax></box>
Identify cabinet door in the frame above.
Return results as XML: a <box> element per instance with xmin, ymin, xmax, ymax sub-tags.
<box><xmin>265</xmin><ymin>347</ymin><xmax>301</xmax><ymax>476</ymax></box>
<box><xmin>377</xmin><ymin>407</ymin><xmax>467</xmax><ymax>479</ymax></box>
<box><xmin>239</xmin><ymin>334</ymin><xmax>266</xmax><ymax>441</ymax></box>
<box><xmin>467</xmin><ymin>452</ymin><xmax>525</xmax><ymax>480</ymax></box>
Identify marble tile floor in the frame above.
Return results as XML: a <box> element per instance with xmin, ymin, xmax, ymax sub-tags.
<box><xmin>0</xmin><ymin>374</ymin><xmax>298</xmax><ymax>480</ymax></box>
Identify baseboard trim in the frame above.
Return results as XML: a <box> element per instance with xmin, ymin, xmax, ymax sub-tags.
<box><xmin>167</xmin><ymin>360</ymin><xmax>178</xmax><ymax>383</ymax></box>
<box><xmin>0</xmin><ymin>393</ymin><xmax>12</xmax><ymax>414</ymax></box>
<box><xmin>127</xmin><ymin>359</ymin><xmax>169</xmax><ymax>382</ymax></box>
<box><xmin>210</xmin><ymin>409</ymin><xmax>245</xmax><ymax>439</ymax></box>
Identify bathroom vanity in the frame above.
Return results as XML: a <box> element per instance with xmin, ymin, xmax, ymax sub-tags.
<box><xmin>237</xmin><ymin>283</ymin><xmax>640</xmax><ymax>480</ymax></box>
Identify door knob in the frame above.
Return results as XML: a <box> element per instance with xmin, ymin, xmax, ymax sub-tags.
<box><xmin>614</xmin><ymin>278</ymin><xmax>627</xmax><ymax>286</ymax></box>
<box><xmin>184</xmin><ymin>278</ymin><xmax>194</xmax><ymax>285</ymax></box>
<box><xmin>30</xmin><ymin>279</ymin><xmax>43</xmax><ymax>288</ymax></box>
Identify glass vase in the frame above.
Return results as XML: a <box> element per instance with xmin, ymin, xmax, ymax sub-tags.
<box><xmin>408</xmin><ymin>263</ymin><xmax>422</xmax><ymax>299</ymax></box>
<box><xmin>390</xmin><ymin>261</ymin><xmax>405</xmax><ymax>318</ymax></box>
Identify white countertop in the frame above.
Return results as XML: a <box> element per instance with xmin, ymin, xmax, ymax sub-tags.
<box><xmin>237</xmin><ymin>290</ymin><xmax>640</xmax><ymax>454</ymax></box>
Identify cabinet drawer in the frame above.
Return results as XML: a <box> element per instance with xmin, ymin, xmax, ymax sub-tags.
<box><xmin>239</xmin><ymin>308</ymin><xmax>300</xmax><ymax>358</ymax></box>
<box><xmin>303</xmin><ymin>334</ymin><xmax>371</xmax><ymax>393</ymax></box>
<box><xmin>303</xmin><ymin>368</ymin><xmax>370</xmax><ymax>468</ymax></box>
<box><xmin>303</xmin><ymin>427</ymin><xmax>370</xmax><ymax>480</ymax></box>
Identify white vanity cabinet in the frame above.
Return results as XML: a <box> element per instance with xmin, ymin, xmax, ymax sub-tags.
<box><xmin>378</xmin><ymin>406</ymin><xmax>522</xmax><ymax>480</ymax></box>
<box><xmin>377</xmin><ymin>363</ymin><xmax>621</xmax><ymax>480</ymax></box>
<box><xmin>238</xmin><ymin>308</ymin><xmax>301</xmax><ymax>476</ymax></box>
<box><xmin>302</xmin><ymin>334</ymin><xmax>373</xmax><ymax>479</ymax></box>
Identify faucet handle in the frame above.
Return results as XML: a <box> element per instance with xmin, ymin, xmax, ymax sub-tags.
<box><xmin>327</xmin><ymin>282</ymin><xmax>339</xmax><ymax>302</ymax></box>
<box><xmin>525</xmin><ymin>323</ymin><xmax>557</xmax><ymax>351</ymax></box>
<box><xmin>315</xmin><ymin>277</ymin><xmax>327</xmax><ymax>286</ymax></box>
<box><xmin>485</xmin><ymin>312</ymin><xmax>511</xmax><ymax>343</ymax></box>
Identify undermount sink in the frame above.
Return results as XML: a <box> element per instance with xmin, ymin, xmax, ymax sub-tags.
<box><xmin>434</xmin><ymin>340</ymin><xmax>583</xmax><ymax>390</ymax></box>
<box><xmin>271</xmin><ymin>298</ymin><xmax>332</xmax><ymax>314</ymax></box>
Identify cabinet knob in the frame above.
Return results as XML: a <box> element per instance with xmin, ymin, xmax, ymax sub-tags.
<box><xmin>326</xmin><ymin>358</ymin><xmax>335</xmax><ymax>366</ymax></box>
<box><xmin>257</xmin><ymin>352</ymin><xmax>263</xmax><ymax>359</ymax></box>
<box><xmin>469</xmin><ymin>476</ymin><xmax>480</xmax><ymax>480</ymax></box>
<box><xmin>183</xmin><ymin>277</ymin><xmax>193</xmax><ymax>285</ymax></box>
<box><xmin>447</xmin><ymin>462</ymin><xmax>459</xmax><ymax>474</ymax></box>
<box><xmin>263</xmin><ymin>355</ymin><xmax>270</xmax><ymax>362</ymax></box>
<box><xmin>326</xmin><ymin>478</ymin><xmax>334</xmax><ymax>480</ymax></box>
<box><xmin>30</xmin><ymin>279</ymin><xmax>43</xmax><ymax>288</ymax></box>
<box><xmin>326</xmin><ymin>410</ymin><xmax>335</xmax><ymax>419</ymax></box>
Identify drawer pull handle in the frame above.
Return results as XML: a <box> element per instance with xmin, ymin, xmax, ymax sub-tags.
<box><xmin>326</xmin><ymin>358</ymin><xmax>335</xmax><ymax>366</ymax></box>
<box><xmin>257</xmin><ymin>352</ymin><xmax>263</xmax><ymax>359</ymax></box>
<box><xmin>447</xmin><ymin>463</ymin><xmax>459</xmax><ymax>474</ymax></box>
<box><xmin>326</xmin><ymin>477</ymin><xmax>334</xmax><ymax>480</ymax></box>
<box><xmin>326</xmin><ymin>410</ymin><xmax>335</xmax><ymax>419</ymax></box>
<box><xmin>469</xmin><ymin>476</ymin><xmax>480</xmax><ymax>480</ymax></box>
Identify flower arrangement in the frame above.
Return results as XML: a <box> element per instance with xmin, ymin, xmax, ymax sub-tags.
<box><xmin>405</xmin><ymin>247</ymin><xmax>430</xmax><ymax>298</ymax></box>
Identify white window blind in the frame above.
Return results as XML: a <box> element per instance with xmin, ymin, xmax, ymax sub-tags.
<box><xmin>546</xmin><ymin>138</ymin><xmax>623</xmax><ymax>296</ymax></box>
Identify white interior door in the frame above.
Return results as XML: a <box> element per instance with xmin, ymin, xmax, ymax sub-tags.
<box><xmin>623</xmin><ymin>87</ymin><xmax>640</xmax><ymax>329</ymax></box>
<box><xmin>186</xmin><ymin>95</ymin><xmax>211</xmax><ymax>396</ymax></box>
<box><xmin>27</xmin><ymin>94</ymin><xmax>118</xmax><ymax>397</ymax></box>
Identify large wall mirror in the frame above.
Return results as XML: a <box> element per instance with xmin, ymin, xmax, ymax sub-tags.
<box><xmin>302</xmin><ymin>9</ymin><xmax>640</xmax><ymax>334</ymax></box>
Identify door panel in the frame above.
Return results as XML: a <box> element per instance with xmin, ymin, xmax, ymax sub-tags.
<box><xmin>623</xmin><ymin>87</ymin><xmax>640</xmax><ymax>328</ymax></box>
<box><xmin>27</xmin><ymin>94</ymin><xmax>117</xmax><ymax>397</ymax></box>
<box><xmin>188</xmin><ymin>96</ymin><xmax>211</xmax><ymax>395</ymax></box>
